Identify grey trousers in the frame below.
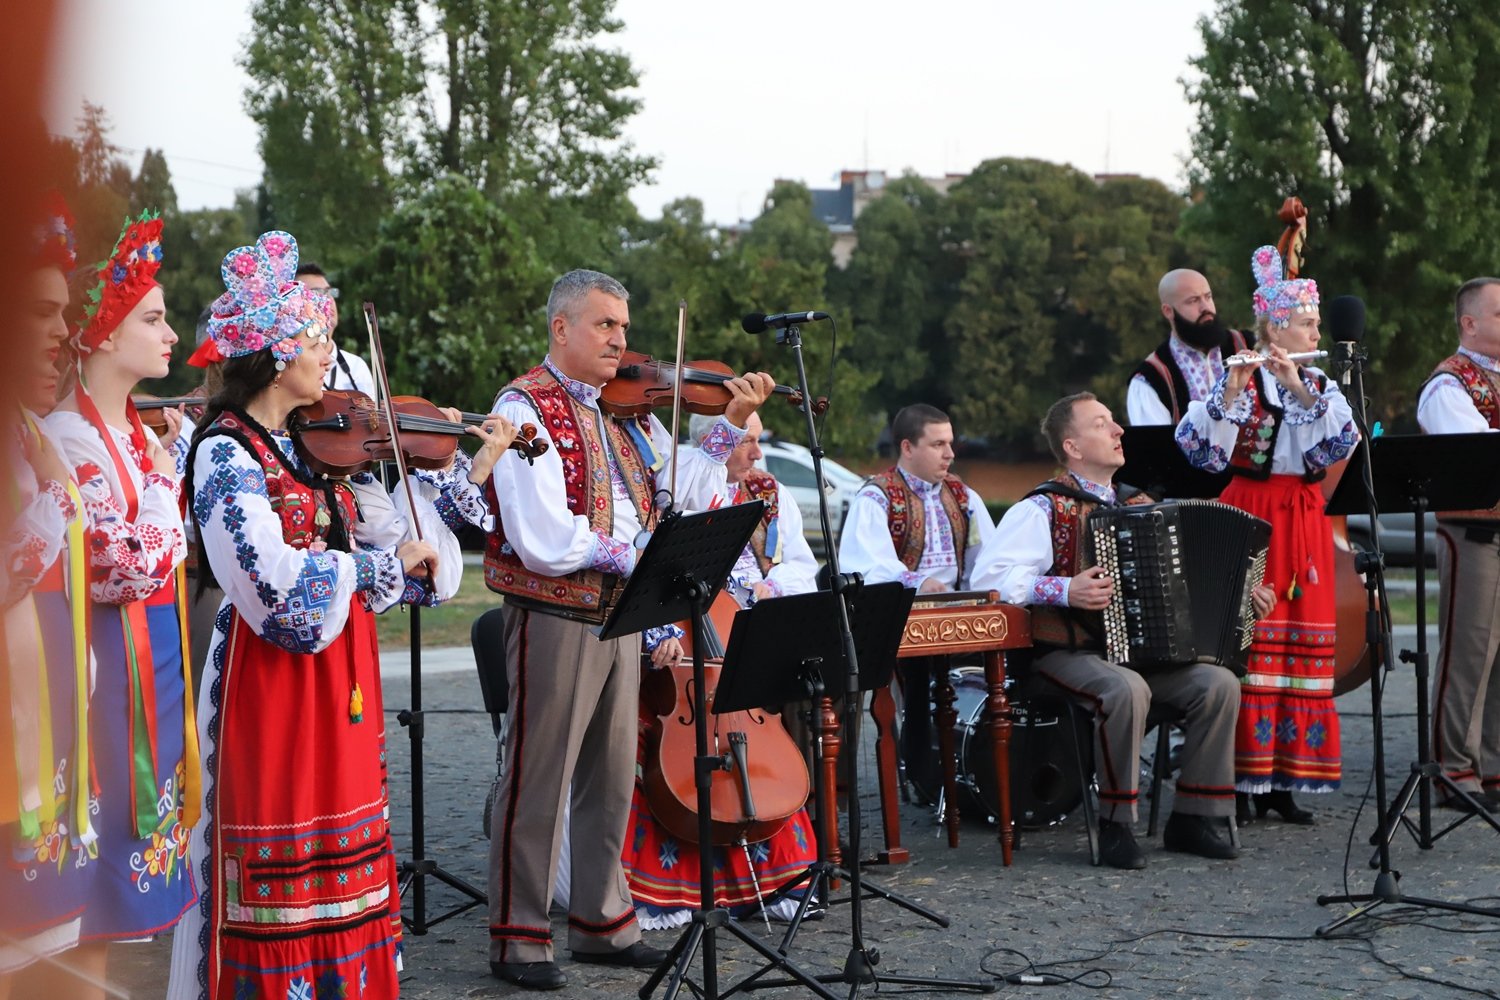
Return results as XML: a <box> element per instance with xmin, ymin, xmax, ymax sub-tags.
<box><xmin>486</xmin><ymin>605</ymin><xmax>642</xmax><ymax>964</ymax></box>
<box><xmin>1035</xmin><ymin>650</ymin><xmax>1240</xmax><ymax>822</ymax></box>
<box><xmin>1434</xmin><ymin>526</ymin><xmax>1500</xmax><ymax>797</ymax></box>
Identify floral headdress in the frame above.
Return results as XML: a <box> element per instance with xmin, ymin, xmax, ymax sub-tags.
<box><xmin>201</xmin><ymin>231</ymin><xmax>329</xmax><ymax>370</ymax></box>
<box><xmin>29</xmin><ymin>189</ymin><xmax>77</xmax><ymax>274</ymax></box>
<box><xmin>73</xmin><ymin>210</ymin><xmax>164</xmax><ymax>353</ymax></box>
<box><xmin>1250</xmin><ymin>245</ymin><xmax>1319</xmax><ymax>328</ymax></box>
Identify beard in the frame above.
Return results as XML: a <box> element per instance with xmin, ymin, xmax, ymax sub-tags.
<box><xmin>1172</xmin><ymin>308</ymin><xmax>1228</xmax><ymax>351</ymax></box>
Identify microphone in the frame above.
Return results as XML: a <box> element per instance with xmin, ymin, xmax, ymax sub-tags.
<box><xmin>1327</xmin><ymin>295</ymin><xmax>1366</xmax><ymax>387</ymax></box>
<box><xmin>741</xmin><ymin>310</ymin><xmax>830</xmax><ymax>334</ymax></box>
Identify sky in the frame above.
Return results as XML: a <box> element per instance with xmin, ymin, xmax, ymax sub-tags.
<box><xmin>47</xmin><ymin>0</ymin><xmax>1217</xmax><ymax>226</ymax></box>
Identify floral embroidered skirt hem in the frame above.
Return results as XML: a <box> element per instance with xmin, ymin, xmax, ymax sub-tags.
<box><xmin>623</xmin><ymin>786</ymin><xmax>818</xmax><ymax>918</ymax></box>
<box><xmin>181</xmin><ymin>601</ymin><xmax>402</xmax><ymax>1000</ymax></box>
<box><xmin>1221</xmin><ymin>475</ymin><xmax>1342</xmax><ymax>793</ymax></box>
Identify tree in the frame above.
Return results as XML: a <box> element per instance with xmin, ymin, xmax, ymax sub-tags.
<box><xmin>349</xmin><ymin>174</ymin><xmax>550</xmax><ymax>412</ymax></box>
<box><xmin>130</xmin><ymin>149</ymin><xmax>179</xmax><ymax>218</ymax></box>
<box><xmin>1184</xmin><ymin>1</ymin><xmax>1500</xmax><ymax>425</ymax></box>
<box><xmin>243</xmin><ymin>0</ymin><xmax>428</xmax><ymax>268</ymax></box>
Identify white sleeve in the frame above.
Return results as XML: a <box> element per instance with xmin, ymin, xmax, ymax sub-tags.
<box><xmin>837</xmin><ymin>487</ymin><xmax>921</xmax><ymax>589</ymax></box>
<box><xmin>959</xmin><ymin>487</ymin><xmax>996</xmax><ymax>591</ymax></box>
<box><xmin>1174</xmin><ymin>398</ymin><xmax>1238</xmax><ymax>473</ymax></box>
<box><xmin>970</xmin><ymin>499</ymin><xmax>1069</xmax><ymax>607</ymax></box>
<box><xmin>764</xmin><ymin>485</ymin><xmax>819</xmax><ymax>596</ymax></box>
<box><xmin>351</xmin><ymin>471</ymin><xmax>463</xmax><ymax>608</ymax></box>
<box><xmin>665</xmin><ymin>417</ymin><xmax>742</xmax><ymax>511</ymax></box>
<box><xmin>191</xmin><ymin>435</ymin><xmax>400</xmax><ymax>654</ymax></box>
<box><xmin>1127</xmin><ymin>375</ymin><xmax>1174</xmax><ymax>426</ymax></box>
<box><xmin>1418</xmin><ymin>373</ymin><xmax>1496</xmax><ymax>434</ymax></box>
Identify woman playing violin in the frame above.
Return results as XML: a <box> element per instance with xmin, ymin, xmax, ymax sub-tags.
<box><xmin>165</xmin><ymin>231</ymin><xmax>512</xmax><ymax>1000</ymax></box>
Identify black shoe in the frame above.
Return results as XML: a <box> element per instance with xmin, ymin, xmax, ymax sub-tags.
<box><xmin>1439</xmin><ymin>792</ymin><xmax>1494</xmax><ymax>815</ymax></box>
<box><xmin>1097</xmin><ymin>819</ymin><xmax>1147</xmax><ymax>870</ymax></box>
<box><xmin>573</xmin><ymin>941</ymin><xmax>670</xmax><ymax>968</ymax></box>
<box><xmin>1253</xmin><ymin>790</ymin><xmax>1315</xmax><ymax>825</ymax></box>
<box><xmin>1483</xmin><ymin>789</ymin><xmax>1500</xmax><ymax>811</ymax></box>
<box><xmin>1163</xmin><ymin>812</ymin><xmax>1240</xmax><ymax>860</ymax></box>
<box><xmin>1235</xmin><ymin>792</ymin><xmax>1255</xmax><ymax>827</ymax></box>
<box><xmin>491</xmin><ymin>960</ymin><xmax>568</xmax><ymax>991</ymax></box>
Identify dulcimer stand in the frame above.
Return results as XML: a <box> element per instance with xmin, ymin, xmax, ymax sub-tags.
<box><xmin>599</xmin><ymin>501</ymin><xmax>833</xmax><ymax>1000</ymax></box>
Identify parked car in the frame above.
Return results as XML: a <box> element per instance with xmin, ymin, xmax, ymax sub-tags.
<box><xmin>758</xmin><ymin>439</ymin><xmax>865</xmax><ymax>553</ymax></box>
<box><xmin>1344</xmin><ymin>512</ymin><xmax>1438</xmax><ymax>569</ymax></box>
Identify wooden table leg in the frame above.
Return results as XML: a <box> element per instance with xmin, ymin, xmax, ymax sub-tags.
<box><xmin>934</xmin><ymin>667</ymin><xmax>961</xmax><ymax>847</ymax></box>
<box><xmin>816</xmin><ymin>695</ymin><xmax>843</xmax><ymax>872</ymax></box>
<box><xmin>985</xmin><ymin>650</ymin><xmax>1014</xmax><ymax>866</ymax></box>
<box><xmin>868</xmin><ymin>684</ymin><xmax>909</xmax><ymax>864</ymax></box>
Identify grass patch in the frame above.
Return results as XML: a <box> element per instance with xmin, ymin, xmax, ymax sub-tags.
<box><xmin>375</xmin><ymin>564</ymin><xmax>501</xmax><ymax>650</ymax></box>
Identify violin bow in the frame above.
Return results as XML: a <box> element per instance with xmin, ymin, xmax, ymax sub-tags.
<box><xmin>362</xmin><ymin>302</ymin><xmax>431</xmax><ymax>582</ymax></box>
<box><xmin>667</xmin><ymin>299</ymin><xmax>688</xmax><ymax>508</ymax></box>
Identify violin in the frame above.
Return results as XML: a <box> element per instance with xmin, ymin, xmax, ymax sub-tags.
<box><xmin>290</xmin><ymin>388</ymin><xmax>547</xmax><ymax>478</ymax></box>
<box><xmin>638</xmin><ymin>590</ymin><xmax>810</xmax><ymax>846</ymax></box>
<box><xmin>133</xmin><ymin>393</ymin><xmax>207</xmax><ymax>434</ymax></box>
<box><xmin>600</xmin><ymin>350</ymin><xmax>828</xmax><ymax>419</ymax></box>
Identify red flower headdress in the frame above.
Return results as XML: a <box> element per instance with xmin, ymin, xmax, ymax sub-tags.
<box><xmin>73</xmin><ymin>209</ymin><xmax>165</xmax><ymax>354</ymax></box>
<box><xmin>29</xmin><ymin>189</ymin><xmax>77</xmax><ymax>274</ymax></box>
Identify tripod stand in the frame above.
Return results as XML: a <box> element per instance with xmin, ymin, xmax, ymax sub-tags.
<box><xmin>727</xmin><ymin>319</ymin><xmax>994</xmax><ymax>997</ymax></box>
<box><xmin>397</xmin><ymin>602</ymin><xmax>487</xmax><ymax>933</ymax></box>
<box><xmin>1326</xmin><ymin>434</ymin><xmax>1500</xmax><ymax>861</ymax></box>
<box><xmin>1316</xmin><ymin>359</ymin><xmax>1500</xmax><ymax>933</ymax></box>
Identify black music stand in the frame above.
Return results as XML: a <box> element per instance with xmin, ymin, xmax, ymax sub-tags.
<box><xmin>617</xmin><ymin>503</ymin><xmax>838</xmax><ymax>1000</ymax></box>
<box><xmin>1318</xmin><ymin>428</ymin><xmax>1500</xmax><ymax>934</ymax></box>
<box><xmin>1118</xmin><ymin>425</ymin><xmax>1231</xmax><ymax>499</ymax></box>
<box><xmin>1325</xmin><ymin>433</ymin><xmax>1500</xmax><ymax>854</ymax></box>
<box><xmin>715</xmin><ymin>586</ymin><xmax>991</xmax><ymax>998</ymax></box>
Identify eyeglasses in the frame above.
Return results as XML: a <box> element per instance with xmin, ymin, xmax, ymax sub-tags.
<box><xmin>307</xmin><ymin>286</ymin><xmax>340</xmax><ymax>300</ymax></box>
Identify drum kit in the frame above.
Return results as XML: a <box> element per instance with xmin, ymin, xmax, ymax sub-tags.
<box><xmin>907</xmin><ymin>667</ymin><xmax>1090</xmax><ymax>830</ymax></box>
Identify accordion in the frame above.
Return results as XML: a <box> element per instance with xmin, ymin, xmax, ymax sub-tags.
<box><xmin>1085</xmin><ymin>500</ymin><xmax>1271</xmax><ymax>675</ymax></box>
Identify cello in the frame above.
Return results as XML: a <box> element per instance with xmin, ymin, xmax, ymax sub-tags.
<box><xmin>1275</xmin><ymin>197</ymin><xmax>1376</xmax><ymax>694</ymax></box>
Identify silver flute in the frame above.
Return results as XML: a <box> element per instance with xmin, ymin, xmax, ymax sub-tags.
<box><xmin>1224</xmin><ymin>349</ymin><xmax>1328</xmax><ymax>368</ymax></box>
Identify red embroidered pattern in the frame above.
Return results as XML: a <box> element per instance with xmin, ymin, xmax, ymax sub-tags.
<box><xmin>868</xmin><ymin>468</ymin><xmax>971</xmax><ymax>573</ymax></box>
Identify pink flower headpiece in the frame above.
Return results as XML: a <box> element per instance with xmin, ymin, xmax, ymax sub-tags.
<box><xmin>1250</xmin><ymin>245</ymin><xmax>1319</xmax><ymax>328</ymax></box>
<box><xmin>204</xmin><ymin>231</ymin><xmax>329</xmax><ymax>368</ymax></box>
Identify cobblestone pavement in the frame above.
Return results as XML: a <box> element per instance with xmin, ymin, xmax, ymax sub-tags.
<box><xmin>113</xmin><ymin>637</ymin><xmax>1500</xmax><ymax>999</ymax></box>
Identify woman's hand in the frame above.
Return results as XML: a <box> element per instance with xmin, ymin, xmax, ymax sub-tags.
<box><xmin>156</xmin><ymin>405</ymin><xmax>185</xmax><ymax>451</ymax></box>
<box><xmin>1263</xmin><ymin>345</ymin><xmax>1316</xmax><ymax>407</ymax></box>
<box><xmin>25</xmin><ymin>431</ymin><xmax>72</xmax><ymax>489</ymax></box>
<box><xmin>1222</xmin><ymin>350</ymin><xmax>1259</xmax><ymax>407</ymax></box>
<box><xmin>397</xmin><ymin>539</ymin><xmax>439</xmax><ymax>579</ymax></box>
<box><xmin>650</xmin><ymin>636</ymin><xmax>683</xmax><ymax>668</ymax></box>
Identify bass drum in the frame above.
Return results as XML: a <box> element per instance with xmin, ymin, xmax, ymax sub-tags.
<box><xmin>907</xmin><ymin>668</ymin><xmax>1086</xmax><ymax>829</ymax></box>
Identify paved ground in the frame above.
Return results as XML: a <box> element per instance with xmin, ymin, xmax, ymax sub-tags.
<box><xmin>110</xmin><ymin>629</ymin><xmax>1500</xmax><ymax>999</ymax></box>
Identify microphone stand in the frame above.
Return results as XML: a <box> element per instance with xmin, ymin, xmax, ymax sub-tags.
<box><xmin>1316</xmin><ymin>339</ymin><xmax>1500</xmax><ymax>932</ymax></box>
<box><xmin>755</xmin><ymin>321</ymin><xmax>992</xmax><ymax>996</ymax></box>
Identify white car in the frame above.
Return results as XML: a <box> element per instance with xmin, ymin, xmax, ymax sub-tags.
<box><xmin>757</xmin><ymin>439</ymin><xmax>865</xmax><ymax>552</ymax></box>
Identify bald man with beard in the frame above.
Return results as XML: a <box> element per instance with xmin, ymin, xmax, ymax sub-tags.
<box><xmin>1126</xmin><ymin>269</ymin><xmax>1251</xmax><ymax>426</ymax></box>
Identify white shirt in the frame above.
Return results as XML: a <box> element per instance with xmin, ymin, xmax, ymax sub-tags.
<box><xmin>971</xmin><ymin>472</ymin><xmax>1117</xmax><ymax>607</ymax></box>
<box><xmin>1417</xmin><ymin>346</ymin><xmax>1500</xmax><ymax>434</ymax></box>
<box><xmin>325</xmin><ymin>346</ymin><xmax>376</xmax><ymax>396</ymax></box>
<box><xmin>1174</xmin><ymin>366</ymin><xmax>1358</xmax><ymax>477</ymax></box>
<box><xmin>1126</xmin><ymin>335</ymin><xmax>1231</xmax><ymax>426</ymax></box>
<box><xmin>837</xmin><ymin>465</ymin><xmax>995</xmax><ymax>591</ymax></box>
<box><xmin>490</xmin><ymin>357</ymin><xmax>741</xmax><ymax>579</ymax></box>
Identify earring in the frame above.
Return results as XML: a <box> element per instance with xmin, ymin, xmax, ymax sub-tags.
<box><xmin>273</xmin><ymin>372</ymin><xmax>282</xmax><ymax>389</ymax></box>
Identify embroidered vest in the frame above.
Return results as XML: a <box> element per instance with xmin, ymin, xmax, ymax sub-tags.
<box><xmin>867</xmin><ymin>467</ymin><xmax>972</xmax><ymax>579</ymax></box>
<box><xmin>1426</xmin><ymin>354</ymin><xmax>1500</xmax><ymax>522</ymax></box>
<box><xmin>739</xmin><ymin>470</ymin><xmax>781</xmax><ymax>575</ymax></box>
<box><xmin>1026</xmin><ymin>475</ymin><xmax>1154</xmax><ymax>653</ymax></box>
<box><xmin>193</xmin><ymin>412</ymin><xmax>354</xmax><ymax>562</ymax></box>
<box><xmin>1223</xmin><ymin>367</ymin><xmax>1328</xmax><ymax>484</ymax></box>
<box><xmin>1134</xmin><ymin>330</ymin><xmax>1249</xmax><ymax>424</ymax></box>
<box><xmin>483</xmin><ymin>366</ymin><xmax>657</xmax><ymax>622</ymax></box>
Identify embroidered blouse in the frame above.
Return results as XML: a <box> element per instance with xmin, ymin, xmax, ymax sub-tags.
<box><xmin>1417</xmin><ymin>347</ymin><xmax>1500</xmax><ymax>434</ymax></box>
<box><xmin>971</xmin><ymin>473</ymin><xmax>1116</xmax><ymax>608</ymax></box>
<box><xmin>1126</xmin><ymin>335</ymin><xmax>1231</xmax><ymax>426</ymax></box>
<box><xmin>838</xmin><ymin>466</ymin><xmax>995</xmax><ymax>591</ymax></box>
<box><xmin>44</xmin><ymin>404</ymin><xmax>187</xmax><ymax>606</ymax></box>
<box><xmin>1174</xmin><ymin>366</ymin><xmax>1358</xmax><ymax>476</ymax></box>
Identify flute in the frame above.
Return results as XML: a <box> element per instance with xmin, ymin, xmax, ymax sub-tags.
<box><xmin>1224</xmin><ymin>349</ymin><xmax>1328</xmax><ymax>368</ymax></box>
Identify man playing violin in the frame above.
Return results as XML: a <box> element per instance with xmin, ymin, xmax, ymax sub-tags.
<box><xmin>483</xmin><ymin>268</ymin><xmax>775</xmax><ymax>991</ymax></box>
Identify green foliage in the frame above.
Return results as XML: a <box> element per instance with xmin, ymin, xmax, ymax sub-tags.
<box><xmin>349</xmin><ymin>174</ymin><xmax>550</xmax><ymax>412</ymax></box>
<box><xmin>1184</xmin><ymin>1</ymin><xmax>1500</xmax><ymax>426</ymax></box>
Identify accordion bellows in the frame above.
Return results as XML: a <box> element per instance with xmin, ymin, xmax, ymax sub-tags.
<box><xmin>1086</xmin><ymin>501</ymin><xmax>1271</xmax><ymax>675</ymax></box>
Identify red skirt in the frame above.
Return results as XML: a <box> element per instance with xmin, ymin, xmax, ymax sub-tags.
<box><xmin>1221</xmin><ymin>474</ymin><xmax>1342</xmax><ymax>792</ymax></box>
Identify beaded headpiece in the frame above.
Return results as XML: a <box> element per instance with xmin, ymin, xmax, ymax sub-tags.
<box><xmin>1250</xmin><ymin>245</ymin><xmax>1319</xmax><ymax>328</ymax></box>
<box><xmin>29</xmin><ymin>189</ymin><xmax>77</xmax><ymax>274</ymax></box>
<box><xmin>73</xmin><ymin>210</ymin><xmax>164</xmax><ymax>353</ymax></box>
<box><xmin>203</xmin><ymin>231</ymin><xmax>329</xmax><ymax>370</ymax></box>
